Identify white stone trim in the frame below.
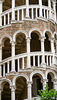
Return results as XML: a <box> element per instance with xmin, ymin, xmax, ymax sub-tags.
<box><xmin>0</xmin><ymin>78</ymin><xmax>12</xmax><ymax>88</ymax></box>
<box><xmin>30</xmin><ymin>70</ymin><xmax>45</xmax><ymax>81</ymax></box>
<box><xmin>29</xmin><ymin>28</ymin><xmax>42</xmax><ymax>37</ymax></box>
<box><xmin>12</xmin><ymin>73</ymin><xmax>29</xmax><ymax>86</ymax></box>
<box><xmin>0</xmin><ymin>35</ymin><xmax>12</xmax><ymax>44</ymax></box>
<box><xmin>43</xmin><ymin>29</ymin><xmax>52</xmax><ymax>38</ymax></box>
<box><xmin>46</xmin><ymin>69</ymin><xmax>57</xmax><ymax>79</ymax></box>
<box><xmin>54</xmin><ymin>31</ymin><xmax>57</xmax><ymax>36</ymax></box>
<box><xmin>13</xmin><ymin>30</ymin><xmax>28</xmax><ymax>42</ymax></box>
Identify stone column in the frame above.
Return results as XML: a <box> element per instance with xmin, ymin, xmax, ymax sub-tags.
<box><xmin>27</xmin><ymin>37</ymin><xmax>31</xmax><ymax>68</ymax></box>
<box><xmin>0</xmin><ymin>0</ymin><xmax>3</xmax><ymax>26</ymax></box>
<box><xmin>39</xmin><ymin>0</ymin><xmax>42</xmax><ymax>17</ymax></box>
<box><xmin>42</xmin><ymin>79</ymin><xmax>48</xmax><ymax>90</ymax></box>
<box><xmin>50</xmin><ymin>37</ymin><xmax>55</xmax><ymax>53</ymax></box>
<box><xmin>55</xmin><ymin>40</ymin><xmax>57</xmax><ymax>53</ymax></box>
<box><xmin>11</xmin><ymin>86</ymin><xmax>15</xmax><ymax>100</ymax></box>
<box><xmin>53</xmin><ymin>79</ymin><xmax>57</xmax><ymax>91</ymax></box>
<box><xmin>50</xmin><ymin>37</ymin><xmax>55</xmax><ymax>66</ymax></box>
<box><xmin>11</xmin><ymin>41</ymin><xmax>15</xmax><ymax>72</ymax></box>
<box><xmin>40</xmin><ymin>36</ymin><xmax>46</xmax><ymax>67</ymax></box>
<box><xmin>27</xmin><ymin>81</ymin><xmax>32</xmax><ymax>100</ymax></box>
<box><xmin>0</xmin><ymin>44</ymin><xmax>2</xmax><ymax>77</ymax></box>
<box><xmin>48</xmin><ymin>0</ymin><xmax>51</xmax><ymax>19</ymax></box>
<box><xmin>12</xmin><ymin>0</ymin><xmax>15</xmax><ymax>21</ymax></box>
<box><xmin>53</xmin><ymin>1</ymin><xmax>56</xmax><ymax>21</ymax></box>
<box><xmin>26</xmin><ymin>0</ymin><xmax>29</xmax><ymax>18</ymax></box>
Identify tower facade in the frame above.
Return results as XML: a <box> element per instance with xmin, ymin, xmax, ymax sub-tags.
<box><xmin>0</xmin><ymin>0</ymin><xmax>57</xmax><ymax>100</ymax></box>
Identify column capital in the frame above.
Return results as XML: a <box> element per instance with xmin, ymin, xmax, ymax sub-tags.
<box><xmin>26</xmin><ymin>37</ymin><xmax>31</xmax><ymax>39</ymax></box>
<box><xmin>49</xmin><ymin>37</ymin><xmax>55</xmax><ymax>43</ymax></box>
<box><xmin>41</xmin><ymin>79</ymin><xmax>48</xmax><ymax>83</ymax></box>
<box><xmin>10</xmin><ymin>85</ymin><xmax>16</xmax><ymax>91</ymax></box>
<box><xmin>26</xmin><ymin>37</ymin><xmax>31</xmax><ymax>43</ymax></box>
<box><xmin>11</xmin><ymin>41</ymin><xmax>16</xmax><ymax>45</ymax></box>
<box><xmin>27</xmin><ymin>81</ymin><xmax>32</xmax><ymax>88</ymax></box>
<box><xmin>41</xmin><ymin>79</ymin><xmax>48</xmax><ymax>90</ymax></box>
<box><xmin>40</xmin><ymin>36</ymin><xmax>46</xmax><ymax>42</ymax></box>
<box><xmin>27</xmin><ymin>81</ymin><xmax>32</xmax><ymax>85</ymax></box>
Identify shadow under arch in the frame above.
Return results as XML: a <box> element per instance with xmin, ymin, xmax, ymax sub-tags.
<box><xmin>2</xmin><ymin>37</ymin><xmax>11</xmax><ymax>60</ymax></box>
<box><xmin>30</xmin><ymin>31</ymin><xmax>41</xmax><ymax>52</ymax></box>
<box><xmin>1</xmin><ymin>79</ymin><xmax>12</xmax><ymax>100</ymax></box>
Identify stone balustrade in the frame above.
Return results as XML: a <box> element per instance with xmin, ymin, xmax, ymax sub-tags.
<box><xmin>0</xmin><ymin>52</ymin><xmax>56</xmax><ymax>77</ymax></box>
<box><xmin>0</xmin><ymin>0</ymin><xmax>56</xmax><ymax>27</ymax></box>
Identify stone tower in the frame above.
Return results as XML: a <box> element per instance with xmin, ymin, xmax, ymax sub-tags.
<box><xmin>0</xmin><ymin>0</ymin><xmax>57</xmax><ymax>100</ymax></box>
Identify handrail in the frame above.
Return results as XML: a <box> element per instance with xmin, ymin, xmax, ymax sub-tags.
<box><xmin>1</xmin><ymin>8</ymin><xmax>12</xmax><ymax>16</ymax></box>
<box><xmin>1</xmin><ymin>56</ymin><xmax>12</xmax><ymax>65</ymax></box>
<box><xmin>1</xmin><ymin>52</ymin><xmax>55</xmax><ymax>64</ymax></box>
<box><xmin>0</xmin><ymin>52</ymin><xmax>57</xmax><ymax>77</ymax></box>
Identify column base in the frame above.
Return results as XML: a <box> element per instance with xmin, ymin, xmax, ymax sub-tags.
<box><xmin>11</xmin><ymin>20</ymin><xmax>16</xmax><ymax>24</ymax></box>
<box><xmin>27</xmin><ymin>66</ymin><xmax>31</xmax><ymax>69</ymax></box>
<box><xmin>10</xmin><ymin>70</ymin><xmax>16</xmax><ymax>74</ymax></box>
<box><xmin>40</xmin><ymin>63</ymin><xmax>47</xmax><ymax>68</ymax></box>
<box><xmin>24</xmin><ymin>16</ymin><xmax>30</xmax><ymax>20</ymax></box>
<box><xmin>51</xmin><ymin>64</ymin><xmax>56</xmax><ymax>67</ymax></box>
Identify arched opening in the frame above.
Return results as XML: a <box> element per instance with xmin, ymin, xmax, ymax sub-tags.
<box><xmin>44</xmin><ymin>33</ymin><xmax>51</xmax><ymax>51</ymax></box>
<box><xmin>15</xmin><ymin>0</ymin><xmax>26</xmax><ymax>7</ymax></box>
<box><xmin>2</xmin><ymin>38</ymin><xmax>11</xmax><ymax>60</ymax></box>
<box><xmin>15</xmin><ymin>33</ymin><xmax>27</xmax><ymax>71</ymax></box>
<box><xmin>29</xmin><ymin>0</ymin><xmax>39</xmax><ymax>5</ymax></box>
<box><xmin>3</xmin><ymin>0</ymin><xmax>12</xmax><ymax>11</ymax></box>
<box><xmin>42</xmin><ymin>0</ymin><xmax>48</xmax><ymax>6</ymax></box>
<box><xmin>1</xmin><ymin>82</ymin><xmax>11</xmax><ymax>100</ymax></box>
<box><xmin>30</xmin><ymin>32</ymin><xmax>41</xmax><ymax>52</ymax></box>
<box><xmin>32</xmin><ymin>74</ymin><xmax>43</xmax><ymax>97</ymax></box>
<box><xmin>15</xmin><ymin>76</ymin><xmax>27</xmax><ymax>100</ymax></box>
<box><xmin>47</xmin><ymin>73</ymin><xmax>53</xmax><ymax>90</ymax></box>
<box><xmin>15</xmin><ymin>33</ymin><xmax>26</xmax><ymax>55</ymax></box>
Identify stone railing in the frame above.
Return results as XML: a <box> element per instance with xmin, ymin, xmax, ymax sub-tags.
<box><xmin>0</xmin><ymin>52</ymin><xmax>56</xmax><ymax>77</ymax></box>
<box><xmin>0</xmin><ymin>4</ymin><xmax>56</xmax><ymax>26</ymax></box>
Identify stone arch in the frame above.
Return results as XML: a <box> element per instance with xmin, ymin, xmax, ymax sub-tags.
<box><xmin>43</xmin><ymin>29</ymin><xmax>52</xmax><ymax>38</ymax></box>
<box><xmin>54</xmin><ymin>32</ymin><xmax>57</xmax><ymax>38</ymax></box>
<box><xmin>0</xmin><ymin>35</ymin><xmax>12</xmax><ymax>44</ymax></box>
<box><xmin>46</xmin><ymin>69</ymin><xmax>57</xmax><ymax>79</ymax></box>
<box><xmin>0</xmin><ymin>78</ymin><xmax>12</xmax><ymax>89</ymax></box>
<box><xmin>29</xmin><ymin>28</ymin><xmax>42</xmax><ymax>38</ymax></box>
<box><xmin>13</xmin><ymin>30</ymin><xmax>28</xmax><ymax>42</ymax></box>
<box><xmin>13</xmin><ymin>74</ymin><xmax>29</xmax><ymax>86</ymax></box>
<box><xmin>30</xmin><ymin>71</ymin><xmax>45</xmax><ymax>82</ymax></box>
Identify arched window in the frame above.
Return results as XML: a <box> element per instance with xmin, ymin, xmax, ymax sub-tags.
<box><xmin>44</xmin><ymin>33</ymin><xmax>51</xmax><ymax>51</ymax></box>
<box><xmin>15</xmin><ymin>33</ymin><xmax>26</xmax><ymax>55</ymax></box>
<box><xmin>2</xmin><ymin>38</ymin><xmax>11</xmax><ymax>60</ymax></box>
<box><xmin>2</xmin><ymin>82</ymin><xmax>11</xmax><ymax>100</ymax></box>
<box><xmin>32</xmin><ymin>74</ymin><xmax>43</xmax><ymax>97</ymax></box>
<box><xmin>47</xmin><ymin>73</ymin><xmax>53</xmax><ymax>90</ymax></box>
<box><xmin>30</xmin><ymin>32</ymin><xmax>41</xmax><ymax>52</ymax></box>
<box><xmin>15</xmin><ymin>76</ymin><xmax>27</xmax><ymax>100</ymax></box>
